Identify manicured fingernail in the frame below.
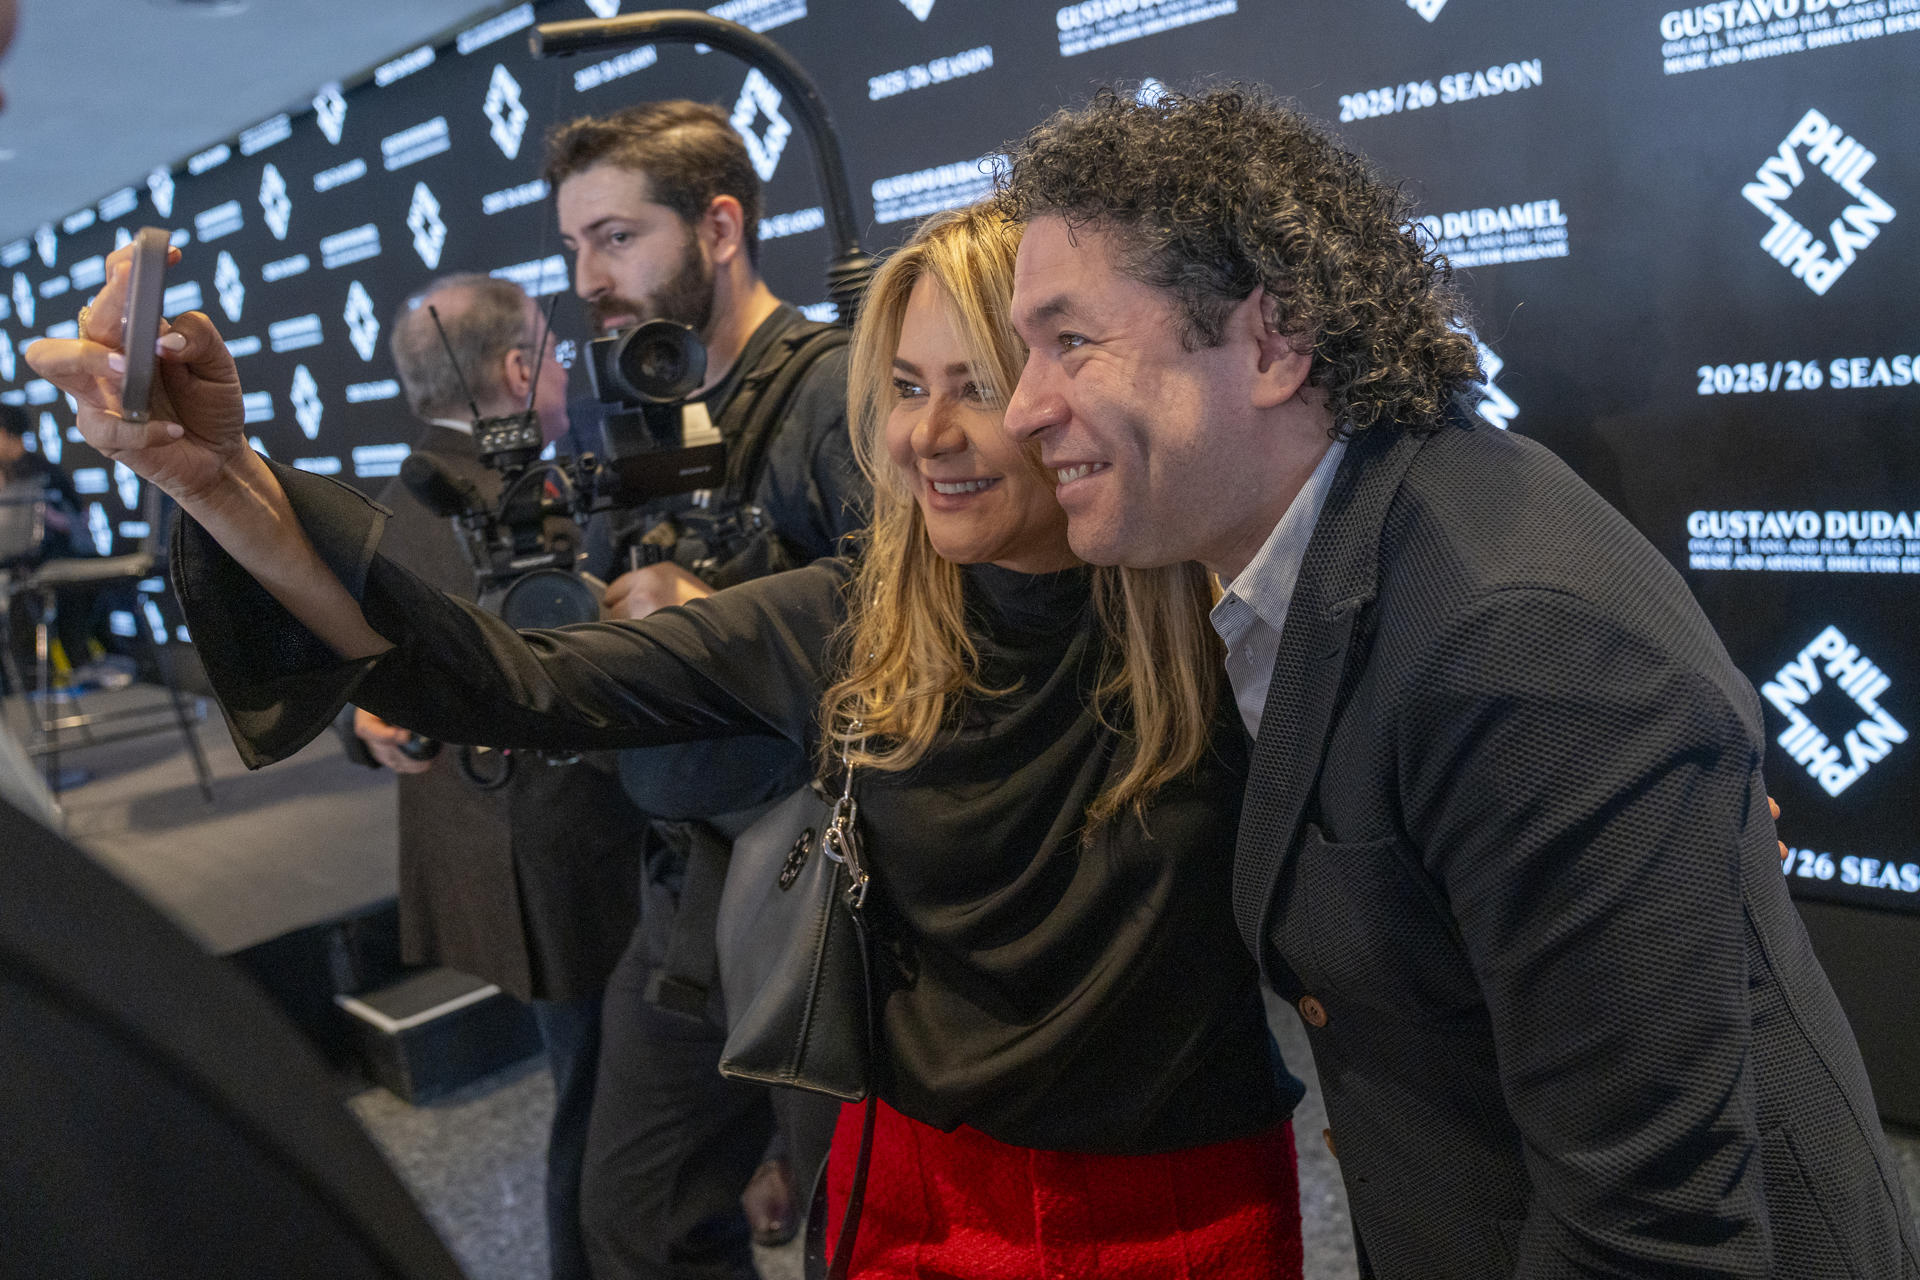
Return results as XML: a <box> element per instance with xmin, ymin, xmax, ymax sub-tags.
<box><xmin>158</xmin><ymin>332</ymin><xmax>187</xmax><ymax>352</ymax></box>
<box><xmin>107</xmin><ymin>352</ymin><xmax>126</xmax><ymax>372</ymax></box>
<box><xmin>166</xmin><ymin>423</ymin><xmax>185</xmax><ymax>438</ymax></box>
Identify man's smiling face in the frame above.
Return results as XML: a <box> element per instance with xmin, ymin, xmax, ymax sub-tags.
<box><xmin>1004</xmin><ymin>215</ymin><xmax>1273</xmax><ymax>574</ymax></box>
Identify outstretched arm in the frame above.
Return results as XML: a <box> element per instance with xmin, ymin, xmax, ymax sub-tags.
<box><xmin>24</xmin><ymin>242</ymin><xmax>389</xmax><ymax>661</ymax></box>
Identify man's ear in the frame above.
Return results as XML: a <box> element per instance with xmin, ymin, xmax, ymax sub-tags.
<box><xmin>498</xmin><ymin>344</ymin><xmax>534</xmax><ymax>404</ymax></box>
<box><xmin>1235</xmin><ymin>287</ymin><xmax>1313</xmax><ymax>410</ymax></box>
<box><xmin>698</xmin><ymin>194</ymin><xmax>748</xmax><ymax>267</ymax></box>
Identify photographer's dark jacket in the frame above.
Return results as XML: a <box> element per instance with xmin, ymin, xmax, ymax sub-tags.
<box><xmin>347</xmin><ymin>423</ymin><xmax>643</xmax><ymax>1004</ymax></box>
<box><xmin>173</xmin><ymin>464</ymin><xmax>1300</xmax><ymax>1154</ymax></box>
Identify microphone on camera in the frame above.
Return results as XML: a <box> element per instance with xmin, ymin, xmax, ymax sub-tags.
<box><xmin>400</xmin><ymin>453</ymin><xmax>486</xmax><ymax>519</ymax></box>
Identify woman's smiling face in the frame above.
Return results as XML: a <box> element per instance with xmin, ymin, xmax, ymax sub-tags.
<box><xmin>884</xmin><ymin>274</ymin><xmax>1076</xmax><ymax>574</ymax></box>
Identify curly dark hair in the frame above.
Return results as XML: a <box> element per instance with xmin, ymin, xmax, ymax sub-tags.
<box><xmin>544</xmin><ymin>100</ymin><xmax>763</xmax><ymax>267</ymax></box>
<box><xmin>997</xmin><ymin>85</ymin><xmax>1481</xmax><ymax>436</ymax></box>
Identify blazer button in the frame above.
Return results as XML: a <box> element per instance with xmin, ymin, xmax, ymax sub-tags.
<box><xmin>1298</xmin><ymin>994</ymin><xmax>1328</xmax><ymax>1027</ymax></box>
<box><xmin>1323</xmin><ymin>1128</ymin><xmax>1337</xmax><ymax>1159</ymax></box>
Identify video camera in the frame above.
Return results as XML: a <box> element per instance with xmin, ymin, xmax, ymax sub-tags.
<box><xmin>399</xmin><ymin>314</ymin><xmax>775</xmax><ymax>633</ymax></box>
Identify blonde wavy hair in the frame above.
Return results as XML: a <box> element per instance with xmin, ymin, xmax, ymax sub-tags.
<box><xmin>820</xmin><ymin>203</ymin><xmax>1222</xmax><ymax>828</ymax></box>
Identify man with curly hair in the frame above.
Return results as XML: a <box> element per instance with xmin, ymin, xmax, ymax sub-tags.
<box><xmin>1001</xmin><ymin>86</ymin><xmax>1919</xmax><ymax>1279</ymax></box>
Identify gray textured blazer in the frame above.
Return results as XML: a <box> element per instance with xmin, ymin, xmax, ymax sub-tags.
<box><xmin>1236</xmin><ymin>413</ymin><xmax>1919</xmax><ymax>1278</ymax></box>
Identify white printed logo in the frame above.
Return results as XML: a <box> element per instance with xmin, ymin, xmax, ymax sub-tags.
<box><xmin>1136</xmin><ymin>77</ymin><xmax>1171</xmax><ymax>106</ymax></box>
<box><xmin>584</xmin><ymin>0</ymin><xmax>621</xmax><ymax>16</ymax></box>
<box><xmin>0</xmin><ymin>331</ymin><xmax>13</xmax><ymax>383</ymax></box>
<box><xmin>900</xmin><ymin>0</ymin><xmax>935</xmax><ymax>18</ymax></box>
<box><xmin>1763</xmin><ymin>625</ymin><xmax>1907</xmax><ymax>797</ymax></box>
<box><xmin>34</xmin><ymin>223</ymin><xmax>55</xmax><ymax>268</ymax></box>
<box><xmin>37</xmin><ymin>411</ymin><xmax>60</xmax><ymax>465</ymax></box>
<box><xmin>260</xmin><ymin>164</ymin><xmax>292</xmax><ymax>240</ymax></box>
<box><xmin>408</xmin><ymin>182</ymin><xmax>447</xmax><ymax>269</ymax></box>
<box><xmin>12</xmin><ymin>273</ymin><xmax>33</xmax><ymax>329</ymax></box>
<box><xmin>1743</xmin><ymin>109</ymin><xmax>1896</xmax><ymax>297</ymax></box>
<box><xmin>147</xmin><ymin>167</ymin><xmax>175</xmax><ymax>219</ymax></box>
<box><xmin>314</xmin><ymin>83</ymin><xmax>348</xmax><ymax>145</ymax></box>
<box><xmin>731</xmin><ymin>69</ymin><xmax>792</xmax><ymax>183</ymax></box>
<box><xmin>484</xmin><ymin>64</ymin><xmax>529</xmax><ymax>159</ymax></box>
<box><xmin>214</xmin><ymin>251</ymin><xmax>245</xmax><ymax>323</ymax></box>
<box><xmin>88</xmin><ymin>503</ymin><xmax>113</xmax><ymax>556</ymax></box>
<box><xmin>344</xmin><ymin>281</ymin><xmax>381</xmax><ymax>362</ymax></box>
<box><xmin>1473</xmin><ymin>340</ymin><xmax>1517</xmax><ymax>429</ymax></box>
<box><xmin>1408</xmin><ymin>0</ymin><xmax>1446</xmax><ymax>19</ymax></box>
<box><xmin>291</xmin><ymin>364</ymin><xmax>324</xmax><ymax>440</ymax></box>
<box><xmin>115</xmin><ymin>461</ymin><xmax>141</xmax><ymax>512</ymax></box>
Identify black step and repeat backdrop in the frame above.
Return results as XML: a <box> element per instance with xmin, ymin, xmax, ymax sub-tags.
<box><xmin>1</xmin><ymin>0</ymin><xmax>1915</xmax><ymax>913</ymax></box>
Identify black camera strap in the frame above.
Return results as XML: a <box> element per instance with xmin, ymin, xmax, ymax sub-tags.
<box><xmin>715</xmin><ymin>319</ymin><xmax>849</xmax><ymax>510</ymax></box>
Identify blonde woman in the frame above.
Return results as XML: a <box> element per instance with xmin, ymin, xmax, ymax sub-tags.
<box><xmin>31</xmin><ymin>206</ymin><xmax>1305</xmax><ymax>1277</ymax></box>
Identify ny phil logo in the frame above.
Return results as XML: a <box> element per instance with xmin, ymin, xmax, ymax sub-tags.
<box><xmin>1473</xmin><ymin>340</ymin><xmax>1517</xmax><ymax>429</ymax></box>
<box><xmin>900</xmin><ymin>0</ymin><xmax>935</xmax><ymax>17</ymax></box>
<box><xmin>12</xmin><ymin>272</ymin><xmax>34</xmax><ymax>329</ymax></box>
<box><xmin>1743</xmin><ymin>108</ymin><xmax>1896</xmax><ymax>297</ymax></box>
<box><xmin>1762</xmin><ymin>625</ymin><xmax>1907</xmax><ymax>796</ymax></box>
<box><xmin>291</xmin><ymin>365</ymin><xmax>324</xmax><ymax>440</ymax></box>
<box><xmin>259</xmin><ymin>164</ymin><xmax>292</xmax><ymax>241</ymax></box>
<box><xmin>1408</xmin><ymin>0</ymin><xmax>1447</xmax><ymax>19</ymax></box>
<box><xmin>408</xmin><ymin>183</ymin><xmax>447</xmax><ymax>269</ymax></box>
<box><xmin>215</xmin><ymin>251</ymin><xmax>245</xmax><ymax>323</ymax></box>
<box><xmin>731</xmin><ymin>69</ymin><xmax>792</xmax><ymax>183</ymax></box>
<box><xmin>344</xmin><ymin>281</ymin><xmax>381</xmax><ymax>362</ymax></box>
<box><xmin>485</xmin><ymin>64</ymin><xmax>529</xmax><ymax>159</ymax></box>
<box><xmin>314</xmin><ymin>83</ymin><xmax>348</xmax><ymax>145</ymax></box>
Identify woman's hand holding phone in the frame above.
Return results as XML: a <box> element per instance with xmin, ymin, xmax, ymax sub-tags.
<box><xmin>24</xmin><ymin>239</ymin><xmax>250</xmax><ymax>511</ymax></box>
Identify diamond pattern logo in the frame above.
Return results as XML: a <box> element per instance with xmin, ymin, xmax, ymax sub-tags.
<box><xmin>34</xmin><ymin>223</ymin><xmax>55</xmax><ymax>267</ymax></box>
<box><xmin>115</xmin><ymin>461</ymin><xmax>141</xmax><ymax>512</ymax></box>
<box><xmin>291</xmin><ymin>364</ymin><xmax>324</xmax><ymax>440</ymax></box>
<box><xmin>37</xmin><ymin>412</ymin><xmax>61</xmax><ymax>465</ymax></box>
<box><xmin>899</xmin><ymin>0</ymin><xmax>934</xmax><ymax>18</ymax></box>
<box><xmin>484</xmin><ymin>64</ymin><xmax>529</xmax><ymax>160</ymax></box>
<box><xmin>344</xmin><ymin>281</ymin><xmax>381</xmax><ymax>362</ymax></box>
<box><xmin>1473</xmin><ymin>341</ymin><xmax>1517</xmax><ymax>430</ymax></box>
<box><xmin>314</xmin><ymin>83</ymin><xmax>348</xmax><ymax>145</ymax></box>
<box><xmin>214</xmin><ymin>251</ymin><xmax>245</xmax><ymax>323</ymax></box>
<box><xmin>584</xmin><ymin>0</ymin><xmax>620</xmax><ymax>17</ymax></box>
<box><xmin>12</xmin><ymin>273</ymin><xmax>33</xmax><ymax>329</ymax></box>
<box><xmin>1408</xmin><ymin>0</ymin><xmax>1447</xmax><ymax>19</ymax></box>
<box><xmin>0</xmin><ymin>331</ymin><xmax>13</xmax><ymax>383</ymax></box>
<box><xmin>259</xmin><ymin>163</ymin><xmax>292</xmax><ymax>241</ymax></box>
<box><xmin>147</xmin><ymin>167</ymin><xmax>175</xmax><ymax>219</ymax></box>
<box><xmin>408</xmin><ymin>182</ymin><xmax>447</xmax><ymax>269</ymax></box>
<box><xmin>731</xmin><ymin>69</ymin><xmax>792</xmax><ymax>183</ymax></box>
<box><xmin>88</xmin><ymin>503</ymin><xmax>113</xmax><ymax>556</ymax></box>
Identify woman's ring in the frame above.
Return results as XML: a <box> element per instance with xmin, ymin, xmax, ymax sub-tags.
<box><xmin>77</xmin><ymin>303</ymin><xmax>93</xmax><ymax>337</ymax></box>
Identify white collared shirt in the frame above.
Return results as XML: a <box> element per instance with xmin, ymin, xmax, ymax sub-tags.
<box><xmin>1208</xmin><ymin>439</ymin><xmax>1347</xmax><ymax>739</ymax></box>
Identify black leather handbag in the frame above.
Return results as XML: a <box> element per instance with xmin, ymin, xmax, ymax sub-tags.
<box><xmin>716</xmin><ymin>746</ymin><xmax>874</xmax><ymax>1100</ymax></box>
<box><xmin>716</xmin><ymin>735</ymin><xmax>878</xmax><ymax>1279</ymax></box>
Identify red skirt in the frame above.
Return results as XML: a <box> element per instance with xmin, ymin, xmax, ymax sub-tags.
<box><xmin>824</xmin><ymin>1100</ymin><xmax>1303</xmax><ymax>1279</ymax></box>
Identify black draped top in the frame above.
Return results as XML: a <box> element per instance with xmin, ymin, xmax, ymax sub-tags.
<box><xmin>174</xmin><ymin>463</ymin><xmax>1302</xmax><ymax>1153</ymax></box>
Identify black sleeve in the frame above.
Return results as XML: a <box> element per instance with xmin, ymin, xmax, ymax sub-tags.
<box><xmin>172</xmin><ymin>460</ymin><xmax>849</xmax><ymax>769</ymax></box>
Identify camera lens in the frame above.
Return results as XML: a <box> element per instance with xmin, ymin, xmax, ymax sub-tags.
<box><xmin>612</xmin><ymin>321</ymin><xmax>707</xmax><ymax>404</ymax></box>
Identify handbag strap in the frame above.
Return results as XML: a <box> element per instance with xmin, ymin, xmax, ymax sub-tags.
<box><xmin>824</xmin><ymin>722</ymin><xmax>877</xmax><ymax>1280</ymax></box>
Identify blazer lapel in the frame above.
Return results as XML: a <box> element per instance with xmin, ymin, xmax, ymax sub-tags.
<box><xmin>1231</xmin><ymin>424</ymin><xmax>1432</xmax><ymax>987</ymax></box>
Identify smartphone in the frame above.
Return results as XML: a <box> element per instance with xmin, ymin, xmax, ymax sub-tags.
<box><xmin>118</xmin><ymin>227</ymin><xmax>171</xmax><ymax>423</ymax></box>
